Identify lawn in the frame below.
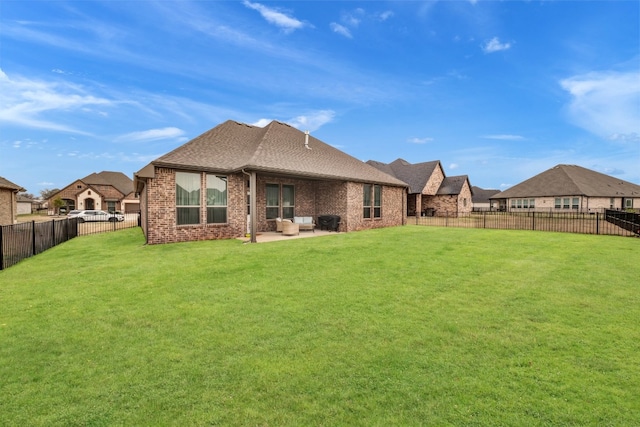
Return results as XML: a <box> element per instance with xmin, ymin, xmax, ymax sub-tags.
<box><xmin>1</xmin><ymin>226</ymin><xmax>638</xmax><ymax>426</ymax></box>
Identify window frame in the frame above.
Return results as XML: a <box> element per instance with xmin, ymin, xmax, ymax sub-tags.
<box><xmin>373</xmin><ymin>185</ymin><xmax>382</xmax><ymax>218</ymax></box>
<box><xmin>363</xmin><ymin>184</ymin><xmax>372</xmax><ymax>219</ymax></box>
<box><xmin>176</xmin><ymin>171</ymin><xmax>201</xmax><ymax>225</ymax></box>
<box><xmin>206</xmin><ymin>174</ymin><xmax>228</xmax><ymax>224</ymax></box>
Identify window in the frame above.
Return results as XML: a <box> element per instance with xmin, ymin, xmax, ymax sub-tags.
<box><xmin>107</xmin><ymin>201</ymin><xmax>116</xmax><ymax>213</ymax></box>
<box><xmin>625</xmin><ymin>198</ymin><xmax>633</xmax><ymax>209</ymax></box>
<box><xmin>529</xmin><ymin>199</ymin><xmax>535</xmax><ymax>209</ymax></box>
<box><xmin>522</xmin><ymin>199</ymin><xmax>528</xmax><ymax>209</ymax></box>
<box><xmin>266</xmin><ymin>184</ymin><xmax>279</xmax><ymax>220</ymax></box>
<box><xmin>563</xmin><ymin>198</ymin><xmax>570</xmax><ymax>209</ymax></box>
<box><xmin>176</xmin><ymin>172</ymin><xmax>201</xmax><ymax>225</ymax></box>
<box><xmin>373</xmin><ymin>185</ymin><xmax>382</xmax><ymax>218</ymax></box>
<box><xmin>572</xmin><ymin>198</ymin><xmax>579</xmax><ymax>210</ymax></box>
<box><xmin>555</xmin><ymin>198</ymin><xmax>561</xmax><ymax>209</ymax></box>
<box><xmin>282</xmin><ymin>185</ymin><xmax>295</xmax><ymax>219</ymax></box>
<box><xmin>207</xmin><ymin>175</ymin><xmax>227</xmax><ymax>223</ymax></box>
<box><xmin>511</xmin><ymin>199</ymin><xmax>517</xmax><ymax>209</ymax></box>
<box><xmin>363</xmin><ymin>184</ymin><xmax>372</xmax><ymax>219</ymax></box>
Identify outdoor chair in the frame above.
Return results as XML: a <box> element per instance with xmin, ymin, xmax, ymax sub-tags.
<box><xmin>281</xmin><ymin>219</ymin><xmax>299</xmax><ymax>236</ymax></box>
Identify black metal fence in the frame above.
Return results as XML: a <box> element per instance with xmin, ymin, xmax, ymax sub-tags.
<box><xmin>413</xmin><ymin>210</ymin><xmax>640</xmax><ymax>237</ymax></box>
<box><xmin>1</xmin><ymin>213</ymin><xmax>140</xmax><ymax>270</ymax></box>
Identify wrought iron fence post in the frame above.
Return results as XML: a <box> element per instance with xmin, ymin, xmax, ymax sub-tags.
<box><xmin>596</xmin><ymin>212</ymin><xmax>600</xmax><ymax>235</ymax></box>
<box><xmin>31</xmin><ymin>220</ymin><xmax>36</xmax><ymax>257</ymax></box>
<box><xmin>532</xmin><ymin>211</ymin><xmax>536</xmax><ymax>230</ymax></box>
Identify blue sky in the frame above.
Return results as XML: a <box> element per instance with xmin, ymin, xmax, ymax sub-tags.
<box><xmin>1</xmin><ymin>0</ymin><xmax>639</xmax><ymax>195</ymax></box>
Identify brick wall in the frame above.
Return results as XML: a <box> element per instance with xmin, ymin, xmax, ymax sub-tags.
<box><xmin>0</xmin><ymin>189</ymin><xmax>16</xmax><ymax>225</ymax></box>
<box><xmin>141</xmin><ymin>167</ymin><xmax>406</xmax><ymax>244</ymax></box>
<box><xmin>143</xmin><ymin>168</ymin><xmax>245</xmax><ymax>244</ymax></box>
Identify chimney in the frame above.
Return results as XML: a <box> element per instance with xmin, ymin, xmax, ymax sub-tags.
<box><xmin>304</xmin><ymin>130</ymin><xmax>311</xmax><ymax>149</ymax></box>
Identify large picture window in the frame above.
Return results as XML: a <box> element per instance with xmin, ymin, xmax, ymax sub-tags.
<box><xmin>282</xmin><ymin>185</ymin><xmax>295</xmax><ymax>219</ymax></box>
<box><xmin>207</xmin><ymin>175</ymin><xmax>227</xmax><ymax>223</ymax></box>
<box><xmin>363</xmin><ymin>184</ymin><xmax>372</xmax><ymax>219</ymax></box>
<box><xmin>266</xmin><ymin>184</ymin><xmax>280</xmax><ymax>219</ymax></box>
<box><xmin>373</xmin><ymin>185</ymin><xmax>382</xmax><ymax>218</ymax></box>
<box><xmin>176</xmin><ymin>172</ymin><xmax>201</xmax><ymax>225</ymax></box>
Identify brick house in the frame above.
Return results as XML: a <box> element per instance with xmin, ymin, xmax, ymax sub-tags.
<box><xmin>0</xmin><ymin>176</ymin><xmax>25</xmax><ymax>225</ymax></box>
<box><xmin>490</xmin><ymin>164</ymin><xmax>640</xmax><ymax>213</ymax></box>
<box><xmin>367</xmin><ymin>158</ymin><xmax>473</xmax><ymax>217</ymax></box>
<box><xmin>48</xmin><ymin>171</ymin><xmax>139</xmax><ymax>215</ymax></box>
<box><xmin>134</xmin><ymin>120</ymin><xmax>408</xmax><ymax>244</ymax></box>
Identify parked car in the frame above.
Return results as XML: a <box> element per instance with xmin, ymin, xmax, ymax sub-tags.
<box><xmin>67</xmin><ymin>210</ymin><xmax>125</xmax><ymax>223</ymax></box>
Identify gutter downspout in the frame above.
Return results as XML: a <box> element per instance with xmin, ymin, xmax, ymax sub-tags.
<box><xmin>242</xmin><ymin>169</ymin><xmax>257</xmax><ymax>243</ymax></box>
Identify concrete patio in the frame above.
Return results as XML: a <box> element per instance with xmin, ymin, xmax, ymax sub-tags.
<box><xmin>237</xmin><ymin>229</ymin><xmax>339</xmax><ymax>243</ymax></box>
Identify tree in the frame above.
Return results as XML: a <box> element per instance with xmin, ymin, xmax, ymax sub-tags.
<box><xmin>18</xmin><ymin>192</ymin><xmax>36</xmax><ymax>199</ymax></box>
<box><xmin>40</xmin><ymin>188</ymin><xmax>60</xmax><ymax>200</ymax></box>
<box><xmin>53</xmin><ymin>197</ymin><xmax>66</xmax><ymax>215</ymax></box>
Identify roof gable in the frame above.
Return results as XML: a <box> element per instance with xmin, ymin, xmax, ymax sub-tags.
<box><xmin>366</xmin><ymin>158</ymin><xmax>442</xmax><ymax>193</ymax></box>
<box><xmin>148</xmin><ymin>120</ymin><xmax>407</xmax><ymax>186</ymax></box>
<box><xmin>0</xmin><ymin>176</ymin><xmax>25</xmax><ymax>192</ymax></box>
<box><xmin>437</xmin><ymin>175</ymin><xmax>471</xmax><ymax>195</ymax></box>
<box><xmin>81</xmin><ymin>171</ymin><xmax>134</xmax><ymax>196</ymax></box>
<box><xmin>495</xmin><ymin>164</ymin><xmax>640</xmax><ymax>198</ymax></box>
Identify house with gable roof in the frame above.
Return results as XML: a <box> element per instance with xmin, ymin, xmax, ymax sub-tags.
<box><xmin>366</xmin><ymin>158</ymin><xmax>473</xmax><ymax>217</ymax></box>
<box><xmin>490</xmin><ymin>164</ymin><xmax>640</xmax><ymax>212</ymax></box>
<box><xmin>47</xmin><ymin>171</ymin><xmax>139</xmax><ymax>215</ymax></box>
<box><xmin>0</xmin><ymin>176</ymin><xmax>25</xmax><ymax>225</ymax></box>
<box><xmin>134</xmin><ymin>120</ymin><xmax>408</xmax><ymax>244</ymax></box>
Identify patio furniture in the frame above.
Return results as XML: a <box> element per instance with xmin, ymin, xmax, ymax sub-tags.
<box><xmin>281</xmin><ymin>219</ymin><xmax>299</xmax><ymax>236</ymax></box>
<box><xmin>293</xmin><ymin>216</ymin><xmax>315</xmax><ymax>232</ymax></box>
<box><xmin>275</xmin><ymin>217</ymin><xmax>283</xmax><ymax>232</ymax></box>
<box><xmin>318</xmin><ymin>215</ymin><xmax>340</xmax><ymax>231</ymax></box>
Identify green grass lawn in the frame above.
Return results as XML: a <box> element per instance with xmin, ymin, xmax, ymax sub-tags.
<box><xmin>1</xmin><ymin>226</ymin><xmax>638</xmax><ymax>426</ymax></box>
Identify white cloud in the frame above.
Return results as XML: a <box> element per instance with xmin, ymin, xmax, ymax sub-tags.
<box><xmin>560</xmin><ymin>70</ymin><xmax>640</xmax><ymax>143</ymax></box>
<box><xmin>330</xmin><ymin>22</ymin><xmax>352</xmax><ymax>38</ymax></box>
<box><xmin>482</xmin><ymin>37</ymin><xmax>511</xmax><ymax>53</ymax></box>
<box><xmin>481</xmin><ymin>134</ymin><xmax>525</xmax><ymax>141</ymax></box>
<box><xmin>407</xmin><ymin>137</ymin><xmax>434</xmax><ymax>144</ymax></box>
<box><xmin>287</xmin><ymin>110</ymin><xmax>336</xmax><ymax>132</ymax></box>
<box><xmin>243</xmin><ymin>1</ymin><xmax>305</xmax><ymax>33</ymax></box>
<box><xmin>449</xmin><ymin>163</ymin><xmax>459</xmax><ymax>170</ymax></box>
<box><xmin>0</xmin><ymin>69</ymin><xmax>111</xmax><ymax>134</ymax></box>
<box><xmin>253</xmin><ymin>110</ymin><xmax>336</xmax><ymax>132</ymax></box>
<box><xmin>378</xmin><ymin>11</ymin><xmax>394</xmax><ymax>21</ymax></box>
<box><xmin>117</xmin><ymin>127</ymin><xmax>185</xmax><ymax>143</ymax></box>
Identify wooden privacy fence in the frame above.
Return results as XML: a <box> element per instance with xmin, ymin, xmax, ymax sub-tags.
<box><xmin>1</xmin><ymin>214</ymin><xmax>140</xmax><ymax>270</ymax></box>
<box><xmin>413</xmin><ymin>210</ymin><xmax>640</xmax><ymax>237</ymax></box>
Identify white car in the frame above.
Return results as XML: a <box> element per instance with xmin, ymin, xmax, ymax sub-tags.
<box><xmin>67</xmin><ymin>210</ymin><xmax>125</xmax><ymax>223</ymax></box>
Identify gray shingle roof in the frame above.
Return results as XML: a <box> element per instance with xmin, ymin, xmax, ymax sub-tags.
<box><xmin>366</xmin><ymin>158</ymin><xmax>441</xmax><ymax>193</ymax></box>
<box><xmin>0</xmin><ymin>176</ymin><xmax>25</xmax><ymax>191</ymax></box>
<box><xmin>493</xmin><ymin>164</ymin><xmax>640</xmax><ymax>198</ymax></box>
<box><xmin>437</xmin><ymin>175</ymin><xmax>471</xmax><ymax>195</ymax></box>
<box><xmin>81</xmin><ymin>171</ymin><xmax>134</xmax><ymax>196</ymax></box>
<box><xmin>472</xmin><ymin>186</ymin><xmax>501</xmax><ymax>203</ymax></box>
<box><xmin>144</xmin><ymin>120</ymin><xmax>407</xmax><ymax>186</ymax></box>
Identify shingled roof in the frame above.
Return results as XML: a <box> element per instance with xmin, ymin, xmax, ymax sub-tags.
<box><xmin>139</xmin><ymin>120</ymin><xmax>407</xmax><ymax>187</ymax></box>
<box><xmin>0</xmin><ymin>176</ymin><xmax>25</xmax><ymax>192</ymax></box>
<box><xmin>437</xmin><ymin>175</ymin><xmax>472</xmax><ymax>195</ymax></box>
<box><xmin>366</xmin><ymin>158</ymin><xmax>441</xmax><ymax>193</ymax></box>
<box><xmin>472</xmin><ymin>186</ymin><xmax>501</xmax><ymax>203</ymax></box>
<box><xmin>493</xmin><ymin>164</ymin><xmax>640</xmax><ymax>198</ymax></box>
<box><xmin>81</xmin><ymin>171</ymin><xmax>134</xmax><ymax>196</ymax></box>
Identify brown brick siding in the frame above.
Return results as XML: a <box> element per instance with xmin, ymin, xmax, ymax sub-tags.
<box><xmin>0</xmin><ymin>189</ymin><xmax>17</xmax><ymax>225</ymax></box>
<box><xmin>140</xmin><ymin>167</ymin><xmax>406</xmax><ymax>243</ymax></box>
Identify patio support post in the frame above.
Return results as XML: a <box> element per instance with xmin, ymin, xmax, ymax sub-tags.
<box><xmin>249</xmin><ymin>171</ymin><xmax>257</xmax><ymax>243</ymax></box>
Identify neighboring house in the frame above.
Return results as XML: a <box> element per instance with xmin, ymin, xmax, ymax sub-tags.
<box><xmin>48</xmin><ymin>171</ymin><xmax>139</xmax><ymax>215</ymax></box>
<box><xmin>471</xmin><ymin>186</ymin><xmax>501</xmax><ymax>211</ymax></box>
<box><xmin>134</xmin><ymin>120</ymin><xmax>408</xmax><ymax>244</ymax></box>
<box><xmin>0</xmin><ymin>177</ymin><xmax>25</xmax><ymax>225</ymax></box>
<box><xmin>17</xmin><ymin>195</ymin><xmax>33</xmax><ymax>215</ymax></box>
<box><xmin>366</xmin><ymin>158</ymin><xmax>473</xmax><ymax>217</ymax></box>
<box><xmin>490</xmin><ymin>164</ymin><xmax>640</xmax><ymax>212</ymax></box>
